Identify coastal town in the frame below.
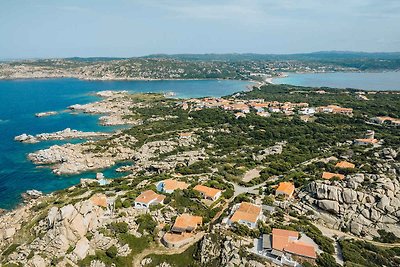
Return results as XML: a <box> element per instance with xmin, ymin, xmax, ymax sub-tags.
<box><xmin>0</xmin><ymin>82</ymin><xmax>399</xmax><ymax>267</ymax></box>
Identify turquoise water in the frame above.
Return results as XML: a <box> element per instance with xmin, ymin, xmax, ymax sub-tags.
<box><xmin>273</xmin><ymin>71</ymin><xmax>400</xmax><ymax>91</ymax></box>
<box><xmin>0</xmin><ymin>78</ymin><xmax>250</xmax><ymax>209</ymax></box>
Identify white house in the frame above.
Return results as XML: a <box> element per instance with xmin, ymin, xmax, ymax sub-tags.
<box><xmin>134</xmin><ymin>190</ymin><xmax>165</xmax><ymax>209</ymax></box>
<box><xmin>228</xmin><ymin>202</ymin><xmax>262</xmax><ymax>229</ymax></box>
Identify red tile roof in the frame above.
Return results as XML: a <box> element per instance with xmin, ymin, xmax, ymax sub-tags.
<box><xmin>335</xmin><ymin>161</ymin><xmax>355</xmax><ymax>169</ymax></box>
<box><xmin>276</xmin><ymin>182</ymin><xmax>295</xmax><ymax>197</ymax></box>
<box><xmin>135</xmin><ymin>190</ymin><xmax>165</xmax><ymax>205</ymax></box>
<box><xmin>193</xmin><ymin>185</ymin><xmax>222</xmax><ymax>199</ymax></box>
<box><xmin>322</xmin><ymin>172</ymin><xmax>345</xmax><ymax>180</ymax></box>
<box><xmin>230</xmin><ymin>202</ymin><xmax>261</xmax><ymax>224</ymax></box>
<box><xmin>272</xmin><ymin>228</ymin><xmax>316</xmax><ymax>259</ymax></box>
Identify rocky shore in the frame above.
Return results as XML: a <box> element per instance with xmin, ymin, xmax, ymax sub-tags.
<box><xmin>35</xmin><ymin>111</ymin><xmax>58</xmax><ymax>117</ymax></box>
<box><xmin>68</xmin><ymin>91</ymin><xmax>143</xmax><ymax>126</ymax></box>
<box><xmin>28</xmin><ymin>134</ymin><xmax>137</xmax><ymax>175</ymax></box>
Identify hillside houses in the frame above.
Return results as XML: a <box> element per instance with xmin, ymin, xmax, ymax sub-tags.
<box><xmin>181</xmin><ymin>97</ymin><xmax>353</xmax><ymax>119</ymax></box>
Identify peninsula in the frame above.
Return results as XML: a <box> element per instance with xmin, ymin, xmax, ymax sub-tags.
<box><xmin>0</xmin><ymin>83</ymin><xmax>399</xmax><ymax>267</ymax></box>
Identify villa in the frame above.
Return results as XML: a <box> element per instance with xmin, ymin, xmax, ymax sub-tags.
<box><xmin>228</xmin><ymin>202</ymin><xmax>262</xmax><ymax>229</ymax></box>
<box><xmin>171</xmin><ymin>214</ymin><xmax>203</xmax><ymax>233</ymax></box>
<box><xmin>371</xmin><ymin>116</ymin><xmax>400</xmax><ymax>125</ymax></box>
<box><xmin>178</xmin><ymin>132</ymin><xmax>192</xmax><ymax>139</ymax></box>
<box><xmin>156</xmin><ymin>179</ymin><xmax>189</xmax><ymax>194</ymax></box>
<box><xmin>322</xmin><ymin>172</ymin><xmax>345</xmax><ymax>180</ymax></box>
<box><xmin>275</xmin><ymin>182</ymin><xmax>295</xmax><ymax>199</ymax></box>
<box><xmin>134</xmin><ymin>190</ymin><xmax>165</xmax><ymax>209</ymax></box>
<box><xmin>354</xmin><ymin>138</ymin><xmax>379</xmax><ymax>146</ymax></box>
<box><xmin>317</xmin><ymin>105</ymin><xmax>353</xmax><ymax>116</ymax></box>
<box><xmin>298</xmin><ymin>107</ymin><xmax>316</xmax><ymax>115</ymax></box>
<box><xmin>193</xmin><ymin>185</ymin><xmax>222</xmax><ymax>201</ymax></box>
<box><xmin>335</xmin><ymin>161</ymin><xmax>355</xmax><ymax>169</ymax></box>
<box><xmin>162</xmin><ymin>214</ymin><xmax>203</xmax><ymax>248</ymax></box>
<box><xmin>258</xmin><ymin>228</ymin><xmax>317</xmax><ymax>264</ymax></box>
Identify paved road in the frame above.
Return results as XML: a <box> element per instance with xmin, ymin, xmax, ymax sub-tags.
<box><xmin>226</xmin><ymin>180</ymin><xmax>266</xmax><ymax>197</ymax></box>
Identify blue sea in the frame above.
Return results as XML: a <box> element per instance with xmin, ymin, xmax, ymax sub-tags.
<box><xmin>273</xmin><ymin>71</ymin><xmax>400</xmax><ymax>91</ymax></box>
<box><xmin>0</xmin><ymin>79</ymin><xmax>250</xmax><ymax>209</ymax></box>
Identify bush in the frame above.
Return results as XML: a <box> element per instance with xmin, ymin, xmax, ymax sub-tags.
<box><xmin>137</xmin><ymin>214</ymin><xmax>157</xmax><ymax>235</ymax></box>
<box><xmin>108</xmin><ymin>222</ymin><xmax>129</xmax><ymax>234</ymax></box>
<box><xmin>106</xmin><ymin>245</ymin><xmax>118</xmax><ymax>258</ymax></box>
<box><xmin>316</xmin><ymin>253</ymin><xmax>340</xmax><ymax>267</ymax></box>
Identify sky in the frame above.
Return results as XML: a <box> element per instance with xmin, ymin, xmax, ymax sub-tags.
<box><xmin>0</xmin><ymin>0</ymin><xmax>399</xmax><ymax>58</ymax></box>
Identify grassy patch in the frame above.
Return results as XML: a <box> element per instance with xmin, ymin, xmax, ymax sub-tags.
<box><xmin>146</xmin><ymin>243</ymin><xmax>200</xmax><ymax>267</ymax></box>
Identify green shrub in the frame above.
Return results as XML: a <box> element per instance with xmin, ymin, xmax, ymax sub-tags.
<box><xmin>108</xmin><ymin>222</ymin><xmax>129</xmax><ymax>234</ymax></box>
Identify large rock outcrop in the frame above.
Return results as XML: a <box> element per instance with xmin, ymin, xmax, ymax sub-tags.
<box><xmin>300</xmin><ymin>170</ymin><xmax>400</xmax><ymax>238</ymax></box>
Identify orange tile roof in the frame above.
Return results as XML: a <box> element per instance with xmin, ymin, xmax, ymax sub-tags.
<box><xmin>135</xmin><ymin>190</ymin><xmax>165</xmax><ymax>205</ymax></box>
<box><xmin>250</xmin><ymin>103</ymin><xmax>269</xmax><ymax>108</ymax></box>
<box><xmin>179</xmin><ymin>132</ymin><xmax>192</xmax><ymax>137</ymax></box>
<box><xmin>172</xmin><ymin>214</ymin><xmax>202</xmax><ymax>232</ymax></box>
<box><xmin>162</xmin><ymin>179</ymin><xmax>189</xmax><ymax>191</ymax></box>
<box><xmin>335</xmin><ymin>161</ymin><xmax>355</xmax><ymax>169</ymax></box>
<box><xmin>355</xmin><ymin>138</ymin><xmax>378</xmax><ymax>144</ymax></box>
<box><xmin>90</xmin><ymin>193</ymin><xmax>108</xmax><ymax>208</ymax></box>
<box><xmin>193</xmin><ymin>185</ymin><xmax>222</xmax><ymax>199</ymax></box>
<box><xmin>272</xmin><ymin>228</ymin><xmax>299</xmax><ymax>239</ymax></box>
<box><xmin>272</xmin><ymin>228</ymin><xmax>316</xmax><ymax>259</ymax></box>
<box><xmin>230</xmin><ymin>202</ymin><xmax>261</xmax><ymax>224</ymax></box>
<box><xmin>285</xmin><ymin>241</ymin><xmax>317</xmax><ymax>259</ymax></box>
<box><xmin>322</xmin><ymin>172</ymin><xmax>345</xmax><ymax>180</ymax></box>
<box><xmin>276</xmin><ymin>182</ymin><xmax>295</xmax><ymax>196</ymax></box>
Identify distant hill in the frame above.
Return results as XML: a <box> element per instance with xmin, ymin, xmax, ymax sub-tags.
<box><xmin>142</xmin><ymin>51</ymin><xmax>400</xmax><ymax>61</ymax></box>
<box><xmin>65</xmin><ymin>57</ymin><xmax>128</xmax><ymax>62</ymax></box>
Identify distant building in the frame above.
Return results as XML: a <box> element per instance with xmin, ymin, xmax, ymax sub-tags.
<box><xmin>156</xmin><ymin>179</ymin><xmax>189</xmax><ymax>194</ymax></box>
<box><xmin>257</xmin><ymin>111</ymin><xmax>271</xmax><ymax>117</ymax></box>
<box><xmin>354</xmin><ymin>138</ymin><xmax>379</xmax><ymax>146</ymax></box>
<box><xmin>228</xmin><ymin>202</ymin><xmax>262</xmax><ymax>229</ymax></box>
<box><xmin>96</xmin><ymin>173</ymin><xmax>111</xmax><ymax>186</ymax></box>
<box><xmin>317</xmin><ymin>105</ymin><xmax>353</xmax><ymax>116</ymax></box>
<box><xmin>298</xmin><ymin>107</ymin><xmax>316</xmax><ymax>115</ymax></box>
<box><xmin>269</xmin><ymin>107</ymin><xmax>281</xmax><ymax>113</ymax></box>
<box><xmin>322</xmin><ymin>172</ymin><xmax>345</xmax><ymax>180</ymax></box>
<box><xmin>235</xmin><ymin>112</ymin><xmax>246</xmax><ymax>119</ymax></box>
<box><xmin>335</xmin><ymin>161</ymin><xmax>355</xmax><ymax>169</ymax></box>
<box><xmin>193</xmin><ymin>185</ymin><xmax>222</xmax><ymax>201</ymax></box>
<box><xmin>134</xmin><ymin>190</ymin><xmax>165</xmax><ymax>209</ymax></box>
<box><xmin>371</xmin><ymin>116</ymin><xmax>400</xmax><ymax>126</ymax></box>
<box><xmin>90</xmin><ymin>193</ymin><xmax>115</xmax><ymax>216</ymax></box>
<box><xmin>275</xmin><ymin>182</ymin><xmax>295</xmax><ymax>199</ymax></box>
<box><xmin>179</xmin><ymin>132</ymin><xmax>192</xmax><ymax>139</ymax></box>
<box><xmin>354</xmin><ymin>130</ymin><xmax>379</xmax><ymax>145</ymax></box>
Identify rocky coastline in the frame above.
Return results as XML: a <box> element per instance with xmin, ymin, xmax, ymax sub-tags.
<box><xmin>15</xmin><ymin>128</ymin><xmax>110</xmax><ymax>144</ymax></box>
